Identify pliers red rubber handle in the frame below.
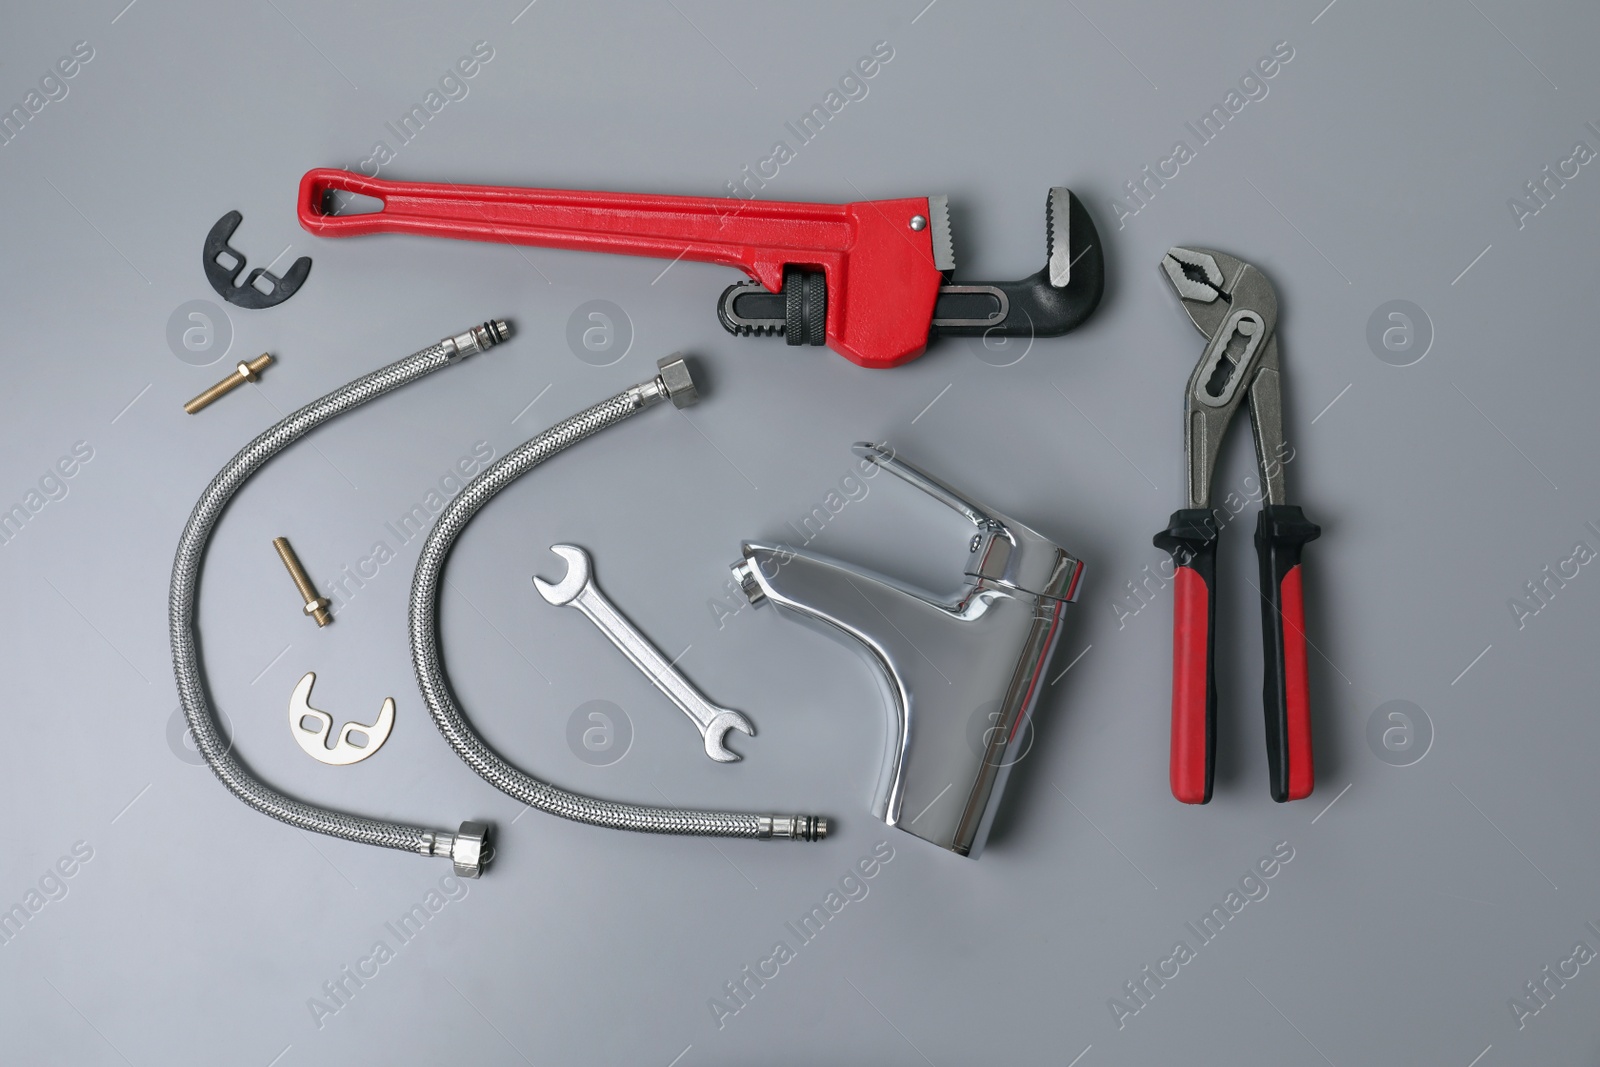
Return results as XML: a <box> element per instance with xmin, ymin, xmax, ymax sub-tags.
<box><xmin>1153</xmin><ymin>247</ymin><xmax>1320</xmax><ymax>805</ymax></box>
<box><xmin>297</xmin><ymin>168</ymin><xmax>942</xmax><ymax>369</ymax></box>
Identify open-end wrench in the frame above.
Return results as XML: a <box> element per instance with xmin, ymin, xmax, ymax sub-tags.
<box><xmin>534</xmin><ymin>544</ymin><xmax>754</xmax><ymax>762</ymax></box>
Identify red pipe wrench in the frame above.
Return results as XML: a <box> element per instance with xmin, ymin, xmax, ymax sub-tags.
<box><xmin>296</xmin><ymin>169</ymin><xmax>1104</xmax><ymax>369</ymax></box>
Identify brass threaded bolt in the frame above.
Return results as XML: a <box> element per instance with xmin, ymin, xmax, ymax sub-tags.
<box><xmin>272</xmin><ymin>536</ymin><xmax>332</xmax><ymax>627</ymax></box>
<box><xmin>185</xmin><ymin>353</ymin><xmax>273</xmax><ymax>414</ymax></box>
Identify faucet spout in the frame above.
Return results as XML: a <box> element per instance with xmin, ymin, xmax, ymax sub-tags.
<box><xmin>732</xmin><ymin>445</ymin><xmax>1083</xmax><ymax>857</ymax></box>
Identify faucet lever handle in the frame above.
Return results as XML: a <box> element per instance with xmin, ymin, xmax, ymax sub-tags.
<box><xmin>852</xmin><ymin>442</ymin><xmax>1082</xmax><ymax>602</ymax></box>
<box><xmin>852</xmin><ymin>442</ymin><xmax>992</xmax><ymax>528</ymax></box>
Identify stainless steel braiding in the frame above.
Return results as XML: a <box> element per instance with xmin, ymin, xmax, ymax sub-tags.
<box><xmin>169</xmin><ymin>322</ymin><xmax>510</xmax><ymax>877</ymax></box>
<box><xmin>408</xmin><ymin>358</ymin><xmax>827</xmax><ymax>843</ymax></box>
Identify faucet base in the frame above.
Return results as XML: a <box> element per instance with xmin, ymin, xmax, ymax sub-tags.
<box><xmin>732</xmin><ymin>444</ymin><xmax>1084</xmax><ymax>858</ymax></box>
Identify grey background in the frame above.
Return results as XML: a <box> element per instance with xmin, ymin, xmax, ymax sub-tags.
<box><xmin>1</xmin><ymin>1</ymin><xmax>1596</xmax><ymax>1064</ymax></box>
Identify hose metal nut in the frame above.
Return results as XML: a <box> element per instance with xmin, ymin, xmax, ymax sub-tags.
<box><xmin>423</xmin><ymin>821</ymin><xmax>491</xmax><ymax>877</ymax></box>
<box><xmin>450</xmin><ymin>820</ymin><xmax>490</xmax><ymax>878</ymax></box>
<box><xmin>656</xmin><ymin>354</ymin><xmax>697</xmax><ymax>408</ymax></box>
<box><xmin>638</xmin><ymin>353</ymin><xmax>699</xmax><ymax>409</ymax></box>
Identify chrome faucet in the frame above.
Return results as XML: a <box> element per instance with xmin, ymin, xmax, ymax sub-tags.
<box><xmin>730</xmin><ymin>443</ymin><xmax>1084</xmax><ymax>857</ymax></box>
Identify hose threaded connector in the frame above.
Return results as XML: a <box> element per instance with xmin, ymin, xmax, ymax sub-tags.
<box><xmin>446</xmin><ymin>319</ymin><xmax>513</xmax><ymax>361</ymax></box>
<box><xmin>759</xmin><ymin>815</ymin><xmax>829</xmax><ymax>841</ymax></box>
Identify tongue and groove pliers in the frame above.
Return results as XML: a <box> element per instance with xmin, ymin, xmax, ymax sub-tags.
<box><xmin>1153</xmin><ymin>247</ymin><xmax>1320</xmax><ymax>805</ymax></box>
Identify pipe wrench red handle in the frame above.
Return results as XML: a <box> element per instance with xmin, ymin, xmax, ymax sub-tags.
<box><xmin>297</xmin><ymin>168</ymin><xmax>943</xmax><ymax>369</ymax></box>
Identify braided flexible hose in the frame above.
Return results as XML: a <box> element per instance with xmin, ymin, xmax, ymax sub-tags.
<box><xmin>170</xmin><ymin>323</ymin><xmax>509</xmax><ymax>873</ymax></box>
<box><xmin>409</xmin><ymin>358</ymin><xmax>827</xmax><ymax>842</ymax></box>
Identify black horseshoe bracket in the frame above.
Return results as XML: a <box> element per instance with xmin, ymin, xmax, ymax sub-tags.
<box><xmin>203</xmin><ymin>210</ymin><xmax>312</xmax><ymax>310</ymax></box>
